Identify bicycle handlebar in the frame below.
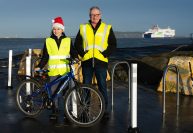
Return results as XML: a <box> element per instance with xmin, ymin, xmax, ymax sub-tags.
<box><xmin>66</xmin><ymin>58</ymin><xmax>79</xmax><ymax>65</ymax></box>
<box><xmin>34</xmin><ymin>69</ymin><xmax>49</xmax><ymax>76</ymax></box>
<box><xmin>34</xmin><ymin>58</ymin><xmax>79</xmax><ymax>75</ymax></box>
<box><xmin>35</xmin><ymin>69</ymin><xmax>49</xmax><ymax>73</ymax></box>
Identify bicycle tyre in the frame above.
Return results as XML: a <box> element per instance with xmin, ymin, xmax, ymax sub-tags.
<box><xmin>16</xmin><ymin>79</ymin><xmax>44</xmax><ymax>117</ymax></box>
<box><xmin>63</xmin><ymin>84</ymin><xmax>105</xmax><ymax>127</ymax></box>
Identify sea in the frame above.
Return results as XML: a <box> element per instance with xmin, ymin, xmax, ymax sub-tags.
<box><xmin>0</xmin><ymin>37</ymin><xmax>192</xmax><ymax>59</ymax></box>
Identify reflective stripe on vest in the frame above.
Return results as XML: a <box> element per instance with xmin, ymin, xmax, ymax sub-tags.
<box><xmin>85</xmin><ymin>45</ymin><xmax>104</xmax><ymax>52</ymax></box>
<box><xmin>48</xmin><ymin>64</ymin><xmax>68</xmax><ymax>69</ymax></box>
<box><xmin>46</xmin><ymin>37</ymin><xmax>71</xmax><ymax>76</ymax></box>
<box><xmin>80</xmin><ymin>22</ymin><xmax>111</xmax><ymax>63</ymax></box>
<box><xmin>49</xmin><ymin>55</ymin><xmax>70</xmax><ymax>59</ymax></box>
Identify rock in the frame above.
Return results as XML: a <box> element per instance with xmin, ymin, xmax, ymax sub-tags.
<box><xmin>108</xmin><ymin>50</ymin><xmax>193</xmax><ymax>95</ymax></box>
<box><xmin>157</xmin><ymin>56</ymin><xmax>193</xmax><ymax>95</ymax></box>
<box><xmin>17</xmin><ymin>49</ymin><xmax>42</xmax><ymax>75</ymax></box>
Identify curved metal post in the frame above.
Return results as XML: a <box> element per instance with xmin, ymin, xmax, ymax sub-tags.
<box><xmin>111</xmin><ymin>61</ymin><xmax>130</xmax><ymax>109</ymax></box>
<box><xmin>162</xmin><ymin>64</ymin><xmax>180</xmax><ymax>114</ymax></box>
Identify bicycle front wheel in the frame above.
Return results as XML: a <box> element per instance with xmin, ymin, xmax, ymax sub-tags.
<box><xmin>64</xmin><ymin>84</ymin><xmax>105</xmax><ymax>127</ymax></box>
<box><xmin>16</xmin><ymin>79</ymin><xmax>44</xmax><ymax>117</ymax></box>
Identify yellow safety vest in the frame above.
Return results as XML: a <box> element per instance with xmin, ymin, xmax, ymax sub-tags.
<box><xmin>46</xmin><ymin>37</ymin><xmax>71</xmax><ymax>76</ymax></box>
<box><xmin>80</xmin><ymin>22</ymin><xmax>111</xmax><ymax>62</ymax></box>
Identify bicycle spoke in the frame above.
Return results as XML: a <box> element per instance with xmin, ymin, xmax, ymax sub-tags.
<box><xmin>64</xmin><ymin>85</ymin><xmax>105</xmax><ymax>127</ymax></box>
<box><xmin>16</xmin><ymin>79</ymin><xmax>43</xmax><ymax>117</ymax></box>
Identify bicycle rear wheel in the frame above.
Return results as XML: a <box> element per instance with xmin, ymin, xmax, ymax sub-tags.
<box><xmin>16</xmin><ymin>79</ymin><xmax>44</xmax><ymax>117</ymax></box>
<box><xmin>64</xmin><ymin>84</ymin><xmax>105</xmax><ymax>127</ymax></box>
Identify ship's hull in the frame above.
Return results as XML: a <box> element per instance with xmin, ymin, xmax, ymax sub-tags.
<box><xmin>143</xmin><ymin>33</ymin><xmax>175</xmax><ymax>38</ymax></box>
<box><xmin>143</xmin><ymin>33</ymin><xmax>152</xmax><ymax>38</ymax></box>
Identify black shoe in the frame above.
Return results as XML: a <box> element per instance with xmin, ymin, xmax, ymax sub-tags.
<box><xmin>63</xmin><ymin>115</ymin><xmax>70</xmax><ymax>124</ymax></box>
<box><xmin>49</xmin><ymin>108</ymin><xmax>59</xmax><ymax>120</ymax></box>
<box><xmin>53</xmin><ymin>108</ymin><xmax>59</xmax><ymax>114</ymax></box>
<box><xmin>63</xmin><ymin>115</ymin><xmax>67</xmax><ymax>120</ymax></box>
<box><xmin>49</xmin><ymin>114</ymin><xmax>58</xmax><ymax>120</ymax></box>
<box><xmin>102</xmin><ymin>111</ymin><xmax>110</xmax><ymax>119</ymax></box>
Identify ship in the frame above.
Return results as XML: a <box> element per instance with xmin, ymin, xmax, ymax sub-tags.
<box><xmin>143</xmin><ymin>25</ymin><xmax>175</xmax><ymax>38</ymax></box>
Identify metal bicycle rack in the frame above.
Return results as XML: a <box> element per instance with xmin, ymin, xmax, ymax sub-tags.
<box><xmin>162</xmin><ymin>64</ymin><xmax>180</xmax><ymax>114</ymax></box>
<box><xmin>111</xmin><ymin>61</ymin><xmax>130</xmax><ymax>109</ymax></box>
<box><xmin>111</xmin><ymin>61</ymin><xmax>140</xmax><ymax>132</ymax></box>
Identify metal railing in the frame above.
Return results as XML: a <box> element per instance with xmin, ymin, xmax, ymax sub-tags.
<box><xmin>162</xmin><ymin>64</ymin><xmax>180</xmax><ymax>114</ymax></box>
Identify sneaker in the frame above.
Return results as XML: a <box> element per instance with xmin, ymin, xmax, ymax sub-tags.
<box><xmin>52</xmin><ymin>108</ymin><xmax>59</xmax><ymax>114</ymax></box>
<box><xmin>49</xmin><ymin>108</ymin><xmax>59</xmax><ymax>120</ymax></box>
<box><xmin>49</xmin><ymin>114</ymin><xmax>58</xmax><ymax>120</ymax></box>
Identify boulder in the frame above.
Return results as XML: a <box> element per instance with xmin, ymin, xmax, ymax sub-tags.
<box><xmin>157</xmin><ymin>56</ymin><xmax>193</xmax><ymax>95</ymax></box>
<box><xmin>17</xmin><ymin>49</ymin><xmax>42</xmax><ymax>75</ymax></box>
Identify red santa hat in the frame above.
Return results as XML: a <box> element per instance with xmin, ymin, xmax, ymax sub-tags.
<box><xmin>52</xmin><ymin>16</ymin><xmax>65</xmax><ymax>30</ymax></box>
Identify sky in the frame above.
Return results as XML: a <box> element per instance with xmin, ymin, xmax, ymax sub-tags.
<box><xmin>0</xmin><ymin>0</ymin><xmax>193</xmax><ymax>38</ymax></box>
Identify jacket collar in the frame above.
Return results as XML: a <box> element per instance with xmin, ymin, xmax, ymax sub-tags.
<box><xmin>89</xmin><ymin>19</ymin><xmax>102</xmax><ymax>31</ymax></box>
<box><xmin>50</xmin><ymin>32</ymin><xmax>66</xmax><ymax>40</ymax></box>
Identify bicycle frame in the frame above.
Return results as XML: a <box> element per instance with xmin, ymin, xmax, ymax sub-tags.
<box><xmin>44</xmin><ymin>71</ymin><xmax>75</xmax><ymax>100</ymax></box>
<box><xmin>35</xmin><ymin>60</ymin><xmax>77</xmax><ymax>103</ymax></box>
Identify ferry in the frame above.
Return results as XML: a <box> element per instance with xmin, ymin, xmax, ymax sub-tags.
<box><xmin>143</xmin><ymin>25</ymin><xmax>175</xmax><ymax>38</ymax></box>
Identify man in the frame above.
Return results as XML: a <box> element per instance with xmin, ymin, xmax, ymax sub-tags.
<box><xmin>74</xmin><ymin>6</ymin><xmax>117</xmax><ymax>114</ymax></box>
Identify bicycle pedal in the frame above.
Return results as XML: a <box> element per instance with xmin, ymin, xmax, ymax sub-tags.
<box><xmin>25</xmin><ymin>107</ymin><xmax>31</xmax><ymax>113</ymax></box>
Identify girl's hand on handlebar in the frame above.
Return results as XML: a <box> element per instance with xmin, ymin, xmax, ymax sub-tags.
<box><xmin>34</xmin><ymin>67</ymin><xmax>40</xmax><ymax>71</ymax></box>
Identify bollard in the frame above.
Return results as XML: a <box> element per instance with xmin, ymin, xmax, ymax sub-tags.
<box><xmin>128</xmin><ymin>63</ymin><xmax>140</xmax><ymax>133</ymax></box>
<box><xmin>26</xmin><ymin>56</ymin><xmax>31</xmax><ymax>94</ymax></box>
<box><xmin>7</xmin><ymin>50</ymin><xmax>13</xmax><ymax>89</ymax></box>
<box><xmin>72</xmin><ymin>90</ymin><xmax>78</xmax><ymax>117</ymax></box>
<box><xmin>28</xmin><ymin>48</ymin><xmax>32</xmax><ymax>57</ymax></box>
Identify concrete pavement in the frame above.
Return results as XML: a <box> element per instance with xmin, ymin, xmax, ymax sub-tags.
<box><xmin>1</xmin><ymin>67</ymin><xmax>193</xmax><ymax>133</ymax></box>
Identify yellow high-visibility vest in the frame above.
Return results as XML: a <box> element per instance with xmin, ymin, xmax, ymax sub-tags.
<box><xmin>80</xmin><ymin>22</ymin><xmax>111</xmax><ymax>62</ymax></box>
<box><xmin>46</xmin><ymin>37</ymin><xmax>71</xmax><ymax>76</ymax></box>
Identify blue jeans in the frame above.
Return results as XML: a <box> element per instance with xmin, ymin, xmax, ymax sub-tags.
<box><xmin>82</xmin><ymin>65</ymin><xmax>108</xmax><ymax>108</ymax></box>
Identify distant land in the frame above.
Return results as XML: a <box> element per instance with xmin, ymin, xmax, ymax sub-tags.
<box><xmin>114</xmin><ymin>31</ymin><xmax>143</xmax><ymax>38</ymax></box>
<box><xmin>0</xmin><ymin>32</ymin><xmax>144</xmax><ymax>39</ymax></box>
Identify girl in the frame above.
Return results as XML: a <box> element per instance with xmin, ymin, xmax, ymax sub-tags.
<box><xmin>35</xmin><ymin>16</ymin><xmax>77</xmax><ymax>120</ymax></box>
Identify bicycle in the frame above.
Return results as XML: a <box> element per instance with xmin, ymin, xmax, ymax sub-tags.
<box><xmin>16</xmin><ymin>58</ymin><xmax>105</xmax><ymax>127</ymax></box>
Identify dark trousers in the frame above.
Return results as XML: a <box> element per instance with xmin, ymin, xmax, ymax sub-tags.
<box><xmin>82</xmin><ymin>65</ymin><xmax>108</xmax><ymax>108</ymax></box>
<box><xmin>50</xmin><ymin>76</ymin><xmax>60</xmax><ymax>109</ymax></box>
